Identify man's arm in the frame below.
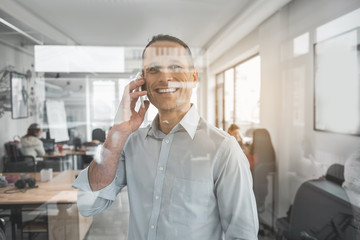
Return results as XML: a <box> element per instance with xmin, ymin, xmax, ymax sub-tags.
<box><xmin>73</xmin><ymin>77</ymin><xmax>149</xmax><ymax>217</ymax></box>
<box><xmin>88</xmin><ymin>77</ymin><xmax>149</xmax><ymax>191</ymax></box>
<box><xmin>215</xmin><ymin>137</ymin><xmax>259</xmax><ymax>239</ymax></box>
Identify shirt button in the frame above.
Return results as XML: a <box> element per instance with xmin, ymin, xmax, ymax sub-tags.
<box><xmin>151</xmin><ymin>225</ymin><xmax>155</xmax><ymax>229</ymax></box>
<box><xmin>164</xmin><ymin>139</ymin><xmax>169</xmax><ymax>143</ymax></box>
<box><xmin>155</xmin><ymin>195</ymin><xmax>160</xmax><ymax>200</ymax></box>
<box><xmin>159</xmin><ymin>167</ymin><xmax>164</xmax><ymax>171</ymax></box>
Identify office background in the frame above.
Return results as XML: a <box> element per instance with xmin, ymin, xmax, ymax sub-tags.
<box><xmin>0</xmin><ymin>0</ymin><xmax>360</xmax><ymax>232</ymax></box>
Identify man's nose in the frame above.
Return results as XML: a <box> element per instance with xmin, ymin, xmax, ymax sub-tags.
<box><xmin>158</xmin><ymin>69</ymin><xmax>173</xmax><ymax>82</ymax></box>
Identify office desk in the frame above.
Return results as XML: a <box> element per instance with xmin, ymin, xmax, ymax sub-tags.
<box><xmin>0</xmin><ymin>171</ymin><xmax>92</xmax><ymax>240</ymax></box>
<box><xmin>39</xmin><ymin>149</ymin><xmax>87</xmax><ymax>170</ymax></box>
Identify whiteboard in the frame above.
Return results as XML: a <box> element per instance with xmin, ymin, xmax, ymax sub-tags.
<box><xmin>46</xmin><ymin>100</ymin><xmax>69</xmax><ymax>142</ymax></box>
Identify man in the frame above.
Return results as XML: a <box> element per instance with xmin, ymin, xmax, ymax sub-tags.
<box><xmin>73</xmin><ymin>34</ymin><xmax>259</xmax><ymax>240</ymax></box>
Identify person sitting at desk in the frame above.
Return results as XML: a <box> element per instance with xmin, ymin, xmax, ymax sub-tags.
<box><xmin>227</xmin><ymin>123</ymin><xmax>244</xmax><ymax>149</ymax></box>
<box><xmin>20</xmin><ymin>123</ymin><xmax>45</xmax><ymax>158</ymax></box>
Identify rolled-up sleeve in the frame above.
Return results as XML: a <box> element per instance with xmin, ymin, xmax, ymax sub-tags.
<box><xmin>72</xmin><ymin>153</ymin><xmax>127</xmax><ymax>217</ymax></box>
<box><xmin>215</xmin><ymin>137</ymin><xmax>259</xmax><ymax>239</ymax></box>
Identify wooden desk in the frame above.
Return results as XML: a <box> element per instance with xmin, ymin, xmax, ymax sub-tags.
<box><xmin>39</xmin><ymin>150</ymin><xmax>87</xmax><ymax>170</ymax></box>
<box><xmin>40</xmin><ymin>149</ymin><xmax>86</xmax><ymax>158</ymax></box>
<box><xmin>0</xmin><ymin>171</ymin><xmax>92</xmax><ymax>240</ymax></box>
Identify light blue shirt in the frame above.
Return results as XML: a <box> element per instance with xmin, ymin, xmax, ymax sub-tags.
<box><xmin>73</xmin><ymin>106</ymin><xmax>258</xmax><ymax>240</ymax></box>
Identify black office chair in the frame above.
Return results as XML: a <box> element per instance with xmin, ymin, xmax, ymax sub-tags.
<box><xmin>3</xmin><ymin>142</ymin><xmax>36</xmax><ymax>172</ymax></box>
<box><xmin>36</xmin><ymin>160</ymin><xmax>61</xmax><ymax>172</ymax></box>
<box><xmin>92</xmin><ymin>128</ymin><xmax>106</xmax><ymax>143</ymax></box>
<box><xmin>0</xmin><ymin>218</ymin><xmax>5</xmax><ymax>240</ymax></box>
<box><xmin>276</xmin><ymin>164</ymin><xmax>353</xmax><ymax>240</ymax></box>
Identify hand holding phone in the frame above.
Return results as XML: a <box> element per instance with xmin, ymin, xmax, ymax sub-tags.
<box><xmin>133</xmin><ymin>72</ymin><xmax>146</xmax><ymax>109</ymax></box>
<box><xmin>113</xmin><ymin>72</ymin><xmax>148</xmax><ymax>125</ymax></box>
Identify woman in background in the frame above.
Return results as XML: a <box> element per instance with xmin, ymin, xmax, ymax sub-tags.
<box><xmin>228</xmin><ymin>124</ymin><xmax>254</xmax><ymax>170</ymax></box>
<box><xmin>20</xmin><ymin>123</ymin><xmax>45</xmax><ymax>158</ymax></box>
<box><xmin>227</xmin><ymin>124</ymin><xmax>244</xmax><ymax>149</ymax></box>
<box><xmin>250</xmin><ymin>128</ymin><xmax>276</xmax><ymax>213</ymax></box>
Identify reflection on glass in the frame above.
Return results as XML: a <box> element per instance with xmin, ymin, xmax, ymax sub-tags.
<box><xmin>35</xmin><ymin>46</ymin><xmax>125</xmax><ymax>73</ymax></box>
<box><xmin>314</xmin><ymin>29</ymin><xmax>360</xmax><ymax>135</ymax></box>
<box><xmin>293</xmin><ymin>32</ymin><xmax>309</xmax><ymax>56</ymax></box>
<box><xmin>316</xmin><ymin>8</ymin><xmax>360</xmax><ymax>43</ymax></box>
<box><xmin>92</xmin><ymin>80</ymin><xmax>116</xmax><ymax>120</ymax></box>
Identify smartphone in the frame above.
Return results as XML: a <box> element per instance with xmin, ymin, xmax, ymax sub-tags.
<box><xmin>133</xmin><ymin>72</ymin><xmax>145</xmax><ymax>109</ymax></box>
<box><xmin>113</xmin><ymin>72</ymin><xmax>145</xmax><ymax>124</ymax></box>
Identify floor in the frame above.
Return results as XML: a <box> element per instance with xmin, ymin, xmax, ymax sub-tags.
<box><xmin>83</xmin><ymin>187</ymin><xmax>276</xmax><ymax>240</ymax></box>
<box><xmin>84</xmin><ymin>188</ymin><xmax>130</xmax><ymax>240</ymax></box>
<box><xmin>4</xmin><ymin>188</ymin><xmax>276</xmax><ymax>240</ymax></box>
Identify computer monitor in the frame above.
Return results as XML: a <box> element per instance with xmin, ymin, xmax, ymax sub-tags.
<box><xmin>41</xmin><ymin>138</ymin><xmax>55</xmax><ymax>154</ymax></box>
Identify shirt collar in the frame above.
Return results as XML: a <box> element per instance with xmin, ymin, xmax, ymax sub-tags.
<box><xmin>145</xmin><ymin>105</ymin><xmax>200</xmax><ymax>140</ymax></box>
<box><xmin>178</xmin><ymin>105</ymin><xmax>199</xmax><ymax>139</ymax></box>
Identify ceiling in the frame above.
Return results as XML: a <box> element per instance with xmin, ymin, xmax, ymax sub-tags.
<box><xmin>0</xmin><ymin>0</ymin><xmax>292</xmax><ymax>63</ymax></box>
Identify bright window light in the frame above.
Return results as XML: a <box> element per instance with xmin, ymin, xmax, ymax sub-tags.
<box><xmin>35</xmin><ymin>45</ymin><xmax>124</xmax><ymax>72</ymax></box>
<box><xmin>235</xmin><ymin>55</ymin><xmax>261</xmax><ymax>124</ymax></box>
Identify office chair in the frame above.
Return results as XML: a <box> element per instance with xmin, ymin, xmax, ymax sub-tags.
<box><xmin>276</xmin><ymin>164</ymin><xmax>353</xmax><ymax>240</ymax></box>
<box><xmin>3</xmin><ymin>142</ymin><xmax>36</xmax><ymax>172</ymax></box>
<box><xmin>0</xmin><ymin>218</ymin><xmax>5</xmax><ymax>240</ymax></box>
<box><xmin>92</xmin><ymin>128</ymin><xmax>106</xmax><ymax>143</ymax></box>
<box><xmin>36</xmin><ymin>160</ymin><xmax>61</xmax><ymax>172</ymax></box>
<box><xmin>4</xmin><ymin>141</ymin><xmax>22</xmax><ymax>162</ymax></box>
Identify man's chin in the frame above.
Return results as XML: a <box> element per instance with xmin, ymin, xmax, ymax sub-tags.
<box><xmin>154</xmin><ymin>102</ymin><xmax>191</xmax><ymax>113</ymax></box>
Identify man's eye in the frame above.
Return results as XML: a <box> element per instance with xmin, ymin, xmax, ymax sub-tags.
<box><xmin>148</xmin><ymin>67</ymin><xmax>160</xmax><ymax>73</ymax></box>
<box><xmin>169</xmin><ymin>65</ymin><xmax>182</xmax><ymax>72</ymax></box>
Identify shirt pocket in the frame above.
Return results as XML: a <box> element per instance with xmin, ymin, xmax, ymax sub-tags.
<box><xmin>169</xmin><ymin>177</ymin><xmax>212</xmax><ymax>225</ymax></box>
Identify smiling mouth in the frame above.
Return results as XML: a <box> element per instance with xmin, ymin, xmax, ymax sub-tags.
<box><xmin>156</xmin><ymin>88</ymin><xmax>178</xmax><ymax>94</ymax></box>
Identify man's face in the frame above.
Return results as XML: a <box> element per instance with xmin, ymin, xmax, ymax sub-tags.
<box><xmin>142</xmin><ymin>41</ymin><xmax>197</xmax><ymax>113</ymax></box>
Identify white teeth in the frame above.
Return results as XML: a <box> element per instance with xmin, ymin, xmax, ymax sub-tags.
<box><xmin>157</xmin><ymin>88</ymin><xmax>177</xmax><ymax>93</ymax></box>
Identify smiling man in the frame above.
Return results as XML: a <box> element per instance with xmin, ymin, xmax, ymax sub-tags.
<box><xmin>73</xmin><ymin>34</ymin><xmax>259</xmax><ymax>240</ymax></box>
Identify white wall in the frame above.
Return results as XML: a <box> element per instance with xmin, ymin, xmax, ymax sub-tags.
<box><xmin>0</xmin><ymin>41</ymin><xmax>43</xmax><ymax>171</ymax></box>
<box><xmin>204</xmin><ymin>0</ymin><xmax>360</xmax><ymax>217</ymax></box>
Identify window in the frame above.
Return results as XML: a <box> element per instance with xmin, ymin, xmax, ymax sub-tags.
<box><xmin>215</xmin><ymin>55</ymin><xmax>261</xmax><ymax>130</ymax></box>
<box><xmin>224</xmin><ymin>69</ymin><xmax>234</xmax><ymax>129</ymax></box>
<box><xmin>216</xmin><ymin>73</ymin><xmax>224</xmax><ymax>129</ymax></box>
<box><xmin>234</xmin><ymin>55</ymin><xmax>261</xmax><ymax>124</ymax></box>
<box><xmin>90</xmin><ymin>78</ymin><xmax>126</xmax><ymax>131</ymax></box>
<box><xmin>92</xmin><ymin>80</ymin><xmax>116</xmax><ymax>121</ymax></box>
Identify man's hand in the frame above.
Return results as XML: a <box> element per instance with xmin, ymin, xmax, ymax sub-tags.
<box><xmin>106</xmin><ymin>77</ymin><xmax>150</xmax><ymax>151</ymax></box>
<box><xmin>114</xmin><ymin>77</ymin><xmax>149</xmax><ymax>127</ymax></box>
<box><xmin>88</xmin><ymin>77</ymin><xmax>149</xmax><ymax>191</ymax></box>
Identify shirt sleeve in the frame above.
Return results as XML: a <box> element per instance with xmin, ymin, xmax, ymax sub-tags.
<box><xmin>214</xmin><ymin>137</ymin><xmax>259</xmax><ymax>239</ymax></box>
<box><xmin>36</xmin><ymin>138</ymin><xmax>46</xmax><ymax>156</ymax></box>
<box><xmin>72</xmin><ymin>151</ymin><xmax>127</xmax><ymax>217</ymax></box>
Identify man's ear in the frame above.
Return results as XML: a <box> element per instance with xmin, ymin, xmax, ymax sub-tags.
<box><xmin>192</xmin><ymin>68</ymin><xmax>198</xmax><ymax>87</ymax></box>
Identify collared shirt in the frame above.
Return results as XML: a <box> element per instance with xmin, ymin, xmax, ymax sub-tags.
<box><xmin>73</xmin><ymin>106</ymin><xmax>259</xmax><ymax>240</ymax></box>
